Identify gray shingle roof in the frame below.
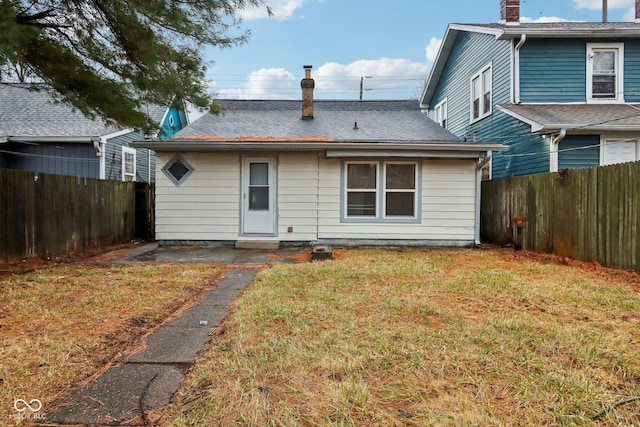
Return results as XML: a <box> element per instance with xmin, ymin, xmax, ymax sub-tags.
<box><xmin>177</xmin><ymin>100</ymin><xmax>462</xmax><ymax>143</ymax></box>
<box><xmin>498</xmin><ymin>103</ymin><xmax>640</xmax><ymax>132</ymax></box>
<box><xmin>0</xmin><ymin>83</ymin><xmax>169</xmax><ymax>138</ymax></box>
<box><xmin>0</xmin><ymin>84</ymin><xmax>121</xmax><ymax>138</ymax></box>
<box><xmin>454</xmin><ymin>22</ymin><xmax>640</xmax><ymax>39</ymax></box>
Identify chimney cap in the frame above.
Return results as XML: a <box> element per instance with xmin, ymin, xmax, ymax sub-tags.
<box><xmin>303</xmin><ymin>65</ymin><xmax>313</xmax><ymax>69</ymax></box>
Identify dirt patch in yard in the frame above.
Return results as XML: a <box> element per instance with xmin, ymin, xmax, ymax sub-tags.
<box><xmin>0</xmin><ymin>250</ymin><xmax>222</xmax><ymax>423</ymax></box>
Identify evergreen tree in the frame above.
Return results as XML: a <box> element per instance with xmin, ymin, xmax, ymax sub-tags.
<box><xmin>0</xmin><ymin>0</ymin><xmax>270</xmax><ymax>131</ymax></box>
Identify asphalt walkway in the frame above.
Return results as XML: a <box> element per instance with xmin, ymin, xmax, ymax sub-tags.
<box><xmin>45</xmin><ymin>245</ymin><xmax>309</xmax><ymax>425</ymax></box>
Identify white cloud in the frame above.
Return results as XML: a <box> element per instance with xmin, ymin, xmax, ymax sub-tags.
<box><xmin>315</xmin><ymin>58</ymin><xmax>429</xmax><ymax>98</ymax></box>
<box><xmin>425</xmin><ymin>37</ymin><xmax>442</xmax><ymax>63</ymax></box>
<box><xmin>572</xmin><ymin>0</ymin><xmax>632</xmax><ymax>10</ymax></box>
<box><xmin>621</xmin><ymin>6</ymin><xmax>636</xmax><ymax>20</ymax></box>
<box><xmin>211</xmin><ymin>58</ymin><xmax>430</xmax><ymax>100</ymax></box>
<box><xmin>520</xmin><ymin>16</ymin><xmax>574</xmax><ymax>23</ymax></box>
<box><xmin>215</xmin><ymin>68</ymin><xmax>296</xmax><ymax>99</ymax></box>
<box><xmin>241</xmin><ymin>0</ymin><xmax>305</xmax><ymax>21</ymax></box>
<box><xmin>572</xmin><ymin>0</ymin><xmax>636</xmax><ymax>20</ymax></box>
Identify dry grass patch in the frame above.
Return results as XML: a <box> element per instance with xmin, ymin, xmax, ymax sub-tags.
<box><xmin>163</xmin><ymin>249</ymin><xmax>640</xmax><ymax>426</ymax></box>
<box><xmin>0</xmin><ymin>261</ymin><xmax>221</xmax><ymax>422</ymax></box>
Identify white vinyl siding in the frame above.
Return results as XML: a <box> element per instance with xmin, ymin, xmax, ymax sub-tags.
<box><xmin>155</xmin><ymin>152</ymin><xmax>240</xmax><ymax>241</ymax></box>
<box><xmin>154</xmin><ymin>152</ymin><xmax>478</xmax><ymax>245</ymax></box>
<box><xmin>318</xmin><ymin>158</ymin><xmax>476</xmax><ymax>242</ymax></box>
<box><xmin>277</xmin><ymin>154</ymin><xmax>319</xmax><ymax>240</ymax></box>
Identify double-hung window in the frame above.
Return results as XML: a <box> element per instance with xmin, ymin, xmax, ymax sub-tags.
<box><xmin>122</xmin><ymin>146</ymin><xmax>136</xmax><ymax>182</ymax></box>
<box><xmin>587</xmin><ymin>43</ymin><xmax>624</xmax><ymax>102</ymax></box>
<box><xmin>434</xmin><ymin>98</ymin><xmax>448</xmax><ymax>129</ymax></box>
<box><xmin>344</xmin><ymin>161</ymin><xmax>418</xmax><ymax>221</ymax></box>
<box><xmin>471</xmin><ymin>64</ymin><xmax>492</xmax><ymax>122</ymax></box>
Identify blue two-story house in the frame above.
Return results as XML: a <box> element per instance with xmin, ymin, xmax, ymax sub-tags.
<box><xmin>420</xmin><ymin>0</ymin><xmax>640</xmax><ymax>178</ymax></box>
<box><xmin>0</xmin><ymin>84</ymin><xmax>189</xmax><ymax>182</ymax></box>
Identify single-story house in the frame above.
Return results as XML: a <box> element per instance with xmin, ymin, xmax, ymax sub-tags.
<box><xmin>0</xmin><ymin>83</ymin><xmax>188</xmax><ymax>182</ymax></box>
<box><xmin>132</xmin><ymin>66</ymin><xmax>506</xmax><ymax>247</ymax></box>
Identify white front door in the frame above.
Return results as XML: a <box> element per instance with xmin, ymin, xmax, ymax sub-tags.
<box><xmin>242</xmin><ymin>157</ymin><xmax>276</xmax><ymax>235</ymax></box>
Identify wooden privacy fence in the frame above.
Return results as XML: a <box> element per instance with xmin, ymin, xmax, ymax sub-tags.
<box><xmin>481</xmin><ymin>161</ymin><xmax>640</xmax><ymax>272</ymax></box>
<box><xmin>0</xmin><ymin>169</ymin><xmax>151</xmax><ymax>262</ymax></box>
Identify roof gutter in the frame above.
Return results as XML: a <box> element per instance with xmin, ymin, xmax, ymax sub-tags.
<box><xmin>513</xmin><ymin>34</ymin><xmax>527</xmax><ymax>104</ymax></box>
<box><xmin>131</xmin><ymin>139</ymin><xmax>507</xmax><ymax>155</ymax></box>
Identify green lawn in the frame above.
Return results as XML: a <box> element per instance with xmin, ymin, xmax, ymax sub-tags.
<box><xmin>162</xmin><ymin>249</ymin><xmax>640</xmax><ymax>426</ymax></box>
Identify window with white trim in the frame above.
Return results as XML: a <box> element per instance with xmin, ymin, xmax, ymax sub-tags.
<box><xmin>434</xmin><ymin>98</ymin><xmax>448</xmax><ymax>129</ymax></box>
<box><xmin>587</xmin><ymin>43</ymin><xmax>624</xmax><ymax>102</ymax></box>
<box><xmin>601</xmin><ymin>138</ymin><xmax>639</xmax><ymax>165</ymax></box>
<box><xmin>122</xmin><ymin>146</ymin><xmax>136</xmax><ymax>182</ymax></box>
<box><xmin>344</xmin><ymin>161</ymin><xmax>418</xmax><ymax>221</ymax></box>
<box><xmin>471</xmin><ymin>64</ymin><xmax>492</xmax><ymax>122</ymax></box>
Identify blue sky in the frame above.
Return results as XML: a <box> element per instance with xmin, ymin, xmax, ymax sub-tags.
<box><xmin>204</xmin><ymin>0</ymin><xmax>637</xmax><ymax>100</ymax></box>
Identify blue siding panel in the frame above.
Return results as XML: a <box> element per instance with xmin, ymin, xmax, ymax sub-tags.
<box><xmin>520</xmin><ymin>39</ymin><xmax>586</xmax><ymax>103</ymax></box>
<box><xmin>431</xmin><ymin>31</ymin><xmax>512</xmax><ymax>138</ymax></box>
<box><xmin>429</xmin><ymin>30</ymin><xmax>543</xmax><ymax>177</ymax></box>
<box><xmin>489</xmin><ymin>114</ymin><xmax>550</xmax><ymax>179</ymax></box>
<box><xmin>558</xmin><ymin>135</ymin><xmax>600</xmax><ymax>169</ymax></box>
<box><xmin>105</xmin><ymin>131</ymin><xmax>155</xmax><ymax>183</ymax></box>
<box><xmin>624</xmin><ymin>39</ymin><xmax>640</xmax><ymax>102</ymax></box>
<box><xmin>158</xmin><ymin>106</ymin><xmax>188</xmax><ymax>138</ymax></box>
<box><xmin>3</xmin><ymin>142</ymin><xmax>99</xmax><ymax>179</ymax></box>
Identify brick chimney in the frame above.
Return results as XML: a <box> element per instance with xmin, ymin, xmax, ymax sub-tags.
<box><xmin>500</xmin><ymin>0</ymin><xmax>520</xmax><ymax>24</ymax></box>
<box><xmin>301</xmin><ymin>65</ymin><xmax>315</xmax><ymax>120</ymax></box>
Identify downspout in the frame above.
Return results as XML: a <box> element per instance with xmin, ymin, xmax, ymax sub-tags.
<box><xmin>514</xmin><ymin>34</ymin><xmax>527</xmax><ymax>104</ymax></box>
<box><xmin>549</xmin><ymin>128</ymin><xmax>567</xmax><ymax>172</ymax></box>
<box><xmin>475</xmin><ymin>152</ymin><xmax>492</xmax><ymax>246</ymax></box>
<box><xmin>93</xmin><ymin>137</ymin><xmax>107</xmax><ymax>180</ymax></box>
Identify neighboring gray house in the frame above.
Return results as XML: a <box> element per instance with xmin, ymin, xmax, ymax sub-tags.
<box><xmin>0</xmin><ymin>84</ymin><xmax>188</xmax><ymax>182</ymax></box>
<box><xmin>132</xmin><ymin>66</ymin><xmax>505</xmax><ymax>247</ymax></box>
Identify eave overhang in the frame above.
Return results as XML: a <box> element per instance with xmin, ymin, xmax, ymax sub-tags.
<box><xmin>131</xmin><ymin>139</ymin><xmax>507</xmax><ymax>158</ymax></box>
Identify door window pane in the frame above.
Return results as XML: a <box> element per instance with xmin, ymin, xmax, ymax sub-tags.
<box><xmin>249</xmin><ymin>162</ymin><xmax>269</xmax><ymax>210</ymax></box>
<box><xmin>249</xmin><ymin>187</ymin><xmax>269</xmax><ymax>210</ymax></box>
<box><xmin>250</xmin><ymin>163</ymin><xmax>269</xmax><ymax>185</ymax></box>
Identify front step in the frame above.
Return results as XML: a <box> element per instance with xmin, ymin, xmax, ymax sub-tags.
<box><xmin>235</xmin><ymin>240</ymin><xmax>280</xmax><ymax>250</ymax></box>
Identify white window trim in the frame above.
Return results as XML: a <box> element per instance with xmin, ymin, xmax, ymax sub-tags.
<box><xmin>434</xmin><ymin>98</ymin><xmax>448</xmax><ymax>129</ymax></box>
<box><xmin>342</xmin><ymin>160</ymin><xmax>420</xmax><ymax>223</ymax></box>
<box><xmin>122</xmin><ymin>146</ymin><xmax>136</xmax><ymax>182</ymax></box>
<box><xmin>599</xmin><ymin>135</ymin><xmax>639</xmax><ymax>166</ymax></box>
<box><xmin>470</xmin><ymin>63</ymin><xmax>492</xmax><ymax>123</ymax></box>
<box><xmin>587</xmin><ymin>43</ymin><xmax>624</xmax><ymax>104</ymax></box>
